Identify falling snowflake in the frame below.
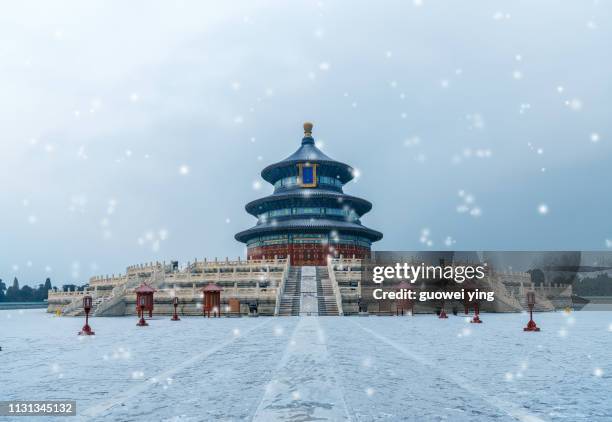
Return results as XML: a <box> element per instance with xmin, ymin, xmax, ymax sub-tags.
<box><xmin>403</xmin><ymin>137</ymin><xmax>421</xmax><ymax>147</ymax></box>
<box><xmin>519</xmin><ymin>103</ymin><xmax>531</xmax><ymax>114</ymax></box>
<box><xmin>77</xmin><ymin>146</ymin><xmax>88</xmax><ymax>160</ymax></box>
<box><xmin>419</xmin><ymin>228</ymin><xmax>433</xmax><ymax>247</ymax></box>
<box><xmin>179</xmin><ymin>165</ymin><xmax>190</xmax><ymax>175</ymax></box>
<box><xmin>457</xmin><ymin>191</ymin><xmax>481</xmax><ymax>217</ymax></box>
<box><xmin>590</xmin><ymin>133</ymin><xmax>600</xmax><ymax>143</ymax></box>
<box><xmin>107</xmin><ymin>199</ymin><xmax>117</xmax><ymax>215</ymax></box>
<box><xmin>538</xmin><ymin>204</ymin><xmax>549</xmax><ymax>215</ymax></box>
<box><xmin>137</xmin><ymin>229</ymin><xmax>168</xmax><ymax>252</ymax></box>
<box><xmin>131</xmin><ymin>371</ymin><xmax>145</xmax><ymax>379</ymax></box>
<box><xmin>565</xmin><ymin>98</ymin><xmax>583</xmax><ymax>111</ymax></box>
<box><xmin>493</xmin><ymin>11</ymin><xmax>511</xmax><ymax>21</ymax></box>
<box><xmin>252</xmin><ymin>181</ymin><xmax>262</xmax><ymax>190</ymax></box>
<box><xmin>466</xmin><ymin>113</ymin><xmax>485</xmax><ymax>130</ymax></box>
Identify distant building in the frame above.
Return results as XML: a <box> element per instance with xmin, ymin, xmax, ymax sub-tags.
<box><xmin>235</xmin><ymin>122</ymin><xmax>383</xmax><ymax>266</ymax></box>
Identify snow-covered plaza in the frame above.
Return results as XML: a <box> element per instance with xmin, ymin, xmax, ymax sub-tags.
<box><xmin>1</xmin><ymin>309</ymin><xmax>611</xmax><ymax>421</ymax></box>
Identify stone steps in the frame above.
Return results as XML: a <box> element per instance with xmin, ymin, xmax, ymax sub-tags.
<box><xmin>279</xmin><ymin>267</ymin><xmax>301</xmax><ymax>316</ymax></box>
<box><xmin>316</xmin><ymin>266</ymin><xmax>339</xmax><ymax>316</ymax></box>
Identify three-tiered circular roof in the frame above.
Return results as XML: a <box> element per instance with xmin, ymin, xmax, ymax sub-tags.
<box><xmin>235</xmin><ymin>122</ymin><xmax>382</xmax><ymax>244</ymax></box>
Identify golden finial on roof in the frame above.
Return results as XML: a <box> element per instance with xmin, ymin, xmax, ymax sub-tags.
<box><xmin>303</xmin><ymin>121</ymin><xmax>313</xmax><ymax>137</ymax></box>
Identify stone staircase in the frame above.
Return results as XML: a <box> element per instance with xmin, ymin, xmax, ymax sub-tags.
<box><xmin>64</xmin><ymin>297</ymin><xmax>106</xmax><ymax>317</ymax></box>
<box><xmin>278</xmin><ymin>267</ymin><xmax>301</xmax><ymax>316</ymax></box>
<box><xmin>316</xmin><ymin>266</ymin><xmax>339</xmax><ymax>316</ymax></box>
<box><xmin>518</xmin><ymin>293</ymin><xmax>555</xmax><ymax>312</ymax></box>
<box><xmin>60</xmin><ymin>269</ymin><xmax>165</xmax><ymax>317</ymax></box>
<box><xmin>95</xmin><ymin>269</ymin><xmax>165</xmax><ymax>316</ymax></box>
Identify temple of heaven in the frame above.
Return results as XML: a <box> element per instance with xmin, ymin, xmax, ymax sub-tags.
<box><xmin>235</xmin><ymin>122</ymin><xmax>383</xmax><ymax>266</ymax></box>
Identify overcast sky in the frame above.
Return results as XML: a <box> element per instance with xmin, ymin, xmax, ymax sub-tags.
<box><xmin>1</xmin><ymin>0</ymin><xmax>611</xmax><ymax>285</ymax></box>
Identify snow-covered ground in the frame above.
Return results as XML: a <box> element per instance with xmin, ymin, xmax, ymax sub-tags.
<box><xmin>1</xmin><ymin>309</ymin><xmax>611</xmax><ymax>421</ymax></box>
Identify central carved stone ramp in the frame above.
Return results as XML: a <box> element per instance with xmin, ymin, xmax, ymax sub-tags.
<box><xmin>299</xmin><ymin>266</ymin><xmax>319</xmax><ymax>316</ymax></box>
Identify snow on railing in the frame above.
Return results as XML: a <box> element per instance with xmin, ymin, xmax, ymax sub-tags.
<box><xmin>327</xmin><ymin>256</ymin><xmax>344</xmax><ymax>316</ymax></box>
<box><xmin>274</xmin><ymin>256</ymin><xmax>291</xmax><ymax>316</ymax></box>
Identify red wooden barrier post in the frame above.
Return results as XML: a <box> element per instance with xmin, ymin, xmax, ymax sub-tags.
<box><xmin>171</xmin><ymin>296</ymin><xmax>180</xmax><ymax>321</ymax></box>
<box><xmin>203</xmin><ymin>283</ymin><xmax>222</xmax><ymax>318</ymax></box>
<box><xmin>135</xmin><ymin>284</ymin><xmax>156</xmax><ymax>326</ymax></box>
<box><xmin>470</xmin><ymin>301</ymin><xmax>482</xmax><ymax>323</ymax></box>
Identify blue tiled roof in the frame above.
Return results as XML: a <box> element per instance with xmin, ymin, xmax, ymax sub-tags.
<box><xmin>245</xmin><ymin>189</ymin><xmax>373</xmax><ymax>216</ymax></box>
<box><xmin>234</xmin><ymin>218</ymin><xmax>383</xmax><ymax>243</ymax></box>
<box><xmin>261</xmin><ymin>136</ymin><xmax>354</xmax><ymax>184</ymax></box>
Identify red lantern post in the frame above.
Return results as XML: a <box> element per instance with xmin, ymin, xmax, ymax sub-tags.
<box><xmin>171</xmin><ymin>296</ymin><xmax>180</xmax><ymax>321</ymax></box>
<box><xmin>137</xmin><ymin>294</ymin><xmax>148</xmax><ymax>326</ymax></box>
<box><xmin>78</xmin><ymin>295</ymin><xmax>95</xmax><ymax>335</ymax></box>
<box><xmin>470</xmin><ymin>301</ymin><xmax>483</xmax><ymax>323</ymax></box>
<box><xmin>202</xmin><ymin>283</ymin><xmax>222</xmax><ymax>318</ymax></box>
<box><xmin>438</xmin><ymin>300</ymin><xmax>448</xmax><ymax>319</ymax></box>
<box><xmin>524</xmin><ymin>291</ymin><xmax>541</xmax><ymax>331</ymax></box>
